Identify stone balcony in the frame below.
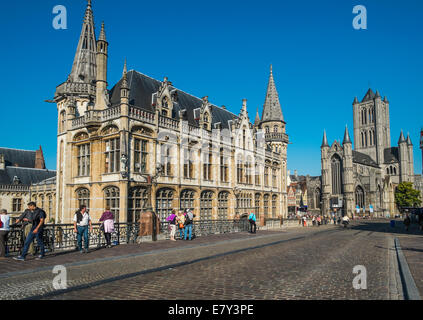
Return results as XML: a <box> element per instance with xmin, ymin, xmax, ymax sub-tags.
<box><xmin>265</xmin><ymin>132</ymin><xmax>289</xmax><ymax>143</ymax></box>
<box><xmin>55</xmin><ymin>82</ymin><xmax>96</xmax><ymax>98</ymax></box>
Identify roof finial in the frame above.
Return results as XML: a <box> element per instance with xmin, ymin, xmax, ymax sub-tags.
<box><xmin>123</xmin><ymin>58</ymin><xmax>127</xmax><ymax>76</ymax></box>
<box><xmin>270</xmin><ymin>64</ymin><xmax>273</xmax><ymax>75</ymax></box>
<box><xmin>88</xmin><ymin>0</ymin><xmax>92</xmax><ymax>8</ymax></box>
<box><xmin>99</xmin><ymin>21</ymin><xmax>106</xmax><ymax>41</ymax></box>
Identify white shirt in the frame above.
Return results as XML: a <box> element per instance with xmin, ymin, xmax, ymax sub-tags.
<box><xmin>73</xmin><ymin>212</ymin><xmax>91</xmax><ymax>226</ymax></box>
<box><xmin>0</xmin><ymin>214</ymin><xmax>10</xmax><ymax>231</ymax></box>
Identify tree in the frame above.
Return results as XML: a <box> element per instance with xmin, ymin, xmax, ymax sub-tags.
<box><xmin>395</xmin><ymin>182</ymin><xmax>422</xmax><ymax>212</ymax></box>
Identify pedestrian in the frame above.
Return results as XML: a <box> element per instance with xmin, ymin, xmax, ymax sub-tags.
<box><xmin>166</xmin><ymin>209</ymin><xmax>177</xmax><ymax>241</ymax></box>
<box><xmin>0</xmin><ymin>209</ymin><xmax>10</xmax><ymax>258</ymax></box>
<box><xmin>333</xmin><ymin>216</ymin><xmax>336</xmax><ymax>225</ymax></box>
<box><xmin>184</xmin><ymin>209</ymin><xmax>195</xmax><ymax>241</ymax></box>
<box><xmin>176</xmin><ymin>211</ymin><xmax>185</xmax><ymax>240</ymax></box>
<box><xmin>13</xmin><ymin>202</ymin><xmax>46</xmax><ymax>261</ymax></box>
<box><xmin>404</xmin><ymin>214</ymin><xmax>411</xmax><ymax>232</ymax></box>
<box><xmin>312</xmin><ymin>216</ymin><xmax>316</xmax><ymax>226</ymax></box>
<box><xmin>15</xmin><ymin>205</ymin><xmax>35</xmax><ymax>256</ymax></box>
<box><xmin>99</xmin><ymin>206</ymin><xmax>114</xmax><ymax>248</ymax></box>
<box><xmin>248</xmin><ymin>212</ymin><xmax>257</xmax><ymax>234</ymax></box>
<box><xmin>73</xmin><ymin>205</ymin><xmax>93</xmax><ymax>253</ymax></box>
<box><xmin>317</xmin><ymin>216</ymin><xmax>321</xmax><ymax>226</ymax></box>
<box><xmin>302</xmin><ymin>216</ymin><xmax>307</xmax><ymax>227</ymax></box>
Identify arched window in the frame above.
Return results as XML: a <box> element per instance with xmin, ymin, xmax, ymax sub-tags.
<box><xmin>263</xmin><ymin>194</ymin><xmax>270</xmax><ymax>218</ymax></box>
<box><xmin>104</xmin><ymin>187</ymin><xmax>120</xmax><ymax>221</ymax></box>
<box><xmin>156</xmin><ymin>188</ymin><xmax>174</xmax><ymax>221</ymax></box>
<box><xmin>255</xmin><ymin>194</ymin><xmax>261</xmax><ymax>220</ymax></box>
<box><xmin>272</xmin><ymin>195</ymin><xmax>277</xmax><ymax>217</ymax></box>
<box><xmin>128</xmin><ymin>187</ymin><xmax>148</xmax><ymax>222</ymax></box>
<box><xmin>218</xmin><ymin>192</ymin><xmax>229</xmax><ymax>220</ymax></box>
<box><xmin>180</xmin><ymin>190</ymin><xmax>195</xmax><ymax>212</ymax></box>
<box><xmin>274</xmin><ymin>126</ymin><xmax>278</xmax><ymax>133</ymax></box>
<box><xmin>200</xmin><ymin>191</ymin><xmax>213</xmax><ymax>221</ymax></box>
<box><xmin>60</xmin><ymin>111</ymin><xmax>66</xmax><ymax>133</ymax></box>
<box><xmin>76</xmin><ymin>188</ymin><xmax>90</xmax><ymax>210</ymax></box>
<box><xmin>331</xmin><ymin>154</ymin><xmax>343</xmax><ymax>195</ymax></box>
<box><xmin>355</xmin><ymin>186</ymin><xmax>365</xmax><ymax>209</ymax></box>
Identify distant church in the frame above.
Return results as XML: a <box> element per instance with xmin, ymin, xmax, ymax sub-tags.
<box><xmin>321</xmin><ymin>89</ymin><xmax>416</xmax><ymax>217</ymax></box>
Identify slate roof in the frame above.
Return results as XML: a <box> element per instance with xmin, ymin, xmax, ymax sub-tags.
<box><xmin>384</xmin><ymin>147</ymin><xmax>399</xmax><ymax>164</ymax></box>
<box><xmin>361</xmin><ymin>88</ymin><xmax>376</xmax><ymax>102</ymax></box>
<box><xmin>0</xmin><ymin>148</ymin><xmax>36</xmax><ymax>168</ymax></box>
<box><xmin>0</xmin><ymin>167</ymin><xmax>56</xmax><ymax>186</ymax></box>
<box><xmin>109</xmin><ymin>70</ymin><xmax>239</xmax><ymax>129</ymax></box>
<box><xmin>352</xmin><ymin>150</ymin><xmax>379</xmax><ymax>168</ymax></box>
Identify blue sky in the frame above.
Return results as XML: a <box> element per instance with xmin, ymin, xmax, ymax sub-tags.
<box><xmin>0</xmin><ymin>0</ymin><xmax>422</xmax><ymax>176</ymax></box>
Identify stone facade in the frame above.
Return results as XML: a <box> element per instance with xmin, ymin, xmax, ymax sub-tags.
<box><xmin>51</xmin><ymin>1</ymin><xmax>289</xmax><ymax>224</ymax></box>
<box><xmin>321</xmin><ymin>89</ymin><xmax>416</xmax><ymax>217</ymax></box>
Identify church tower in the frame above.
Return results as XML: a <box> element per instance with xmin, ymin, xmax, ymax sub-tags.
<box><xmin>353</xmin><ymin>89</ymin><xmax>391</xmax><ymax>165</ymax></box>
<box><xmin>258</xmin><ymin>65</ymin><xmax>289</xmax><ymax>217</ymax></box>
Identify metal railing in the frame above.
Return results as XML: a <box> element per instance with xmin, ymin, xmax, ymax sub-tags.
<box><xmin>159</xmin><ymin>219</ymin><xmax>250</xmax><ymax>240</ymax></box>
<box><xmin>5</xmin><ymin>222</ymin><xmax>139</xmax><ymax>256</ymax></box>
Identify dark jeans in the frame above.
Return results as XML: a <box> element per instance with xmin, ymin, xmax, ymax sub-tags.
<box><xmin>249</xmin><ymin>221</ymin><xmax>256</xmax><ymax>233</ymax></box>
<box><xmin>77</xmin><ymin>226</ymin><xmax>89</xmax><ymax>250</ymax></box>
<box><xmin>104</xmin><ymin>232</ymin><xmax>111</xmax><ymax>246</ymax></box>
<box><xmin>0</xmin><ymin>231</ymin><xmax>8</xmax><ymax>257</ymax></box>
<box><xmin>21</xmin><ymin>229</ymin><xmax>45</xmax><ymax>258</ymax></box>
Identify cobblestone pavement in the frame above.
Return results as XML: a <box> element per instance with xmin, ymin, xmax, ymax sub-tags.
<box><xmin>0</xmin><ymin>220</ymin><xmax>411</xmax><ymax>300</ymax></box>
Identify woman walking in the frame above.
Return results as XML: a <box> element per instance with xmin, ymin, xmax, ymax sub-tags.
<box><xmin>166</xmin><ymin>210</ymin><xmax>177</xmax><ymax>241</ymax></box>
<box><xmin>99</xmin><ymin>206</ymin><xmax>115</xmax><ymax>248</ymax></box>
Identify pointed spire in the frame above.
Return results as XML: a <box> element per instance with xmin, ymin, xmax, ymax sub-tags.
<box><xmin>375</xmin><ymin>90</ymin><xmax>381</xmax><ymax>99</ymax></box>
<box><xmin>262</xmin><ymin>65</ymin><xmax>284</xmax><ymax>122</ymax></box>
<box><xmin>254</xmin><ymin>108</ymin><xmax>260</xmax><ymax>125</ymax></box>
<box><xmin>121</xmin><ymin>58</ymin><xmax>129</xmax><ymax>89</ymax></box>
<box><xmin>343</xmin><ymin>125</ymin><xmax>352</xmax><ymax>144</ymax></box>
<box><xmin>407</xmin><ymin>133</ymin><xmax>413</xmax><ymax>145</ymax></box>
<box><xmin>99</xmin><ymin>21</ymin><xmax>106</xmax><ymax>41</ymax></box>
<box><xmin>321</xmin><ymin>130</ymin><xmax>329</xmax><ymax>148</ymax></box>
<box><xmin>69</xmin><ymin>0</ymin><xmax>97</xmax><ymax>84</ymax></box>
<box><xmin>353</xmin><ymin>97</ymin><xmax>359</xmax><ymax>105</ymax></box>
<box><xmin>398</xmin><ymin>130</ymin><xmax>406</xmax><ymax>144</ymax></box>
<box><xmin>362</xmin><ymin>88</ymin><xmax>376</xmax><ymax>102</ymax></box>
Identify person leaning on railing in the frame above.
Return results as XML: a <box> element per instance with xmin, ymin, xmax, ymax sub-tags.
<box><xmin>73</xmin><ymin>205</ymin><xmax>93</xmax><ymax>253</ymax></box>
<box><xmin>15</xmin><ymin>206</ymin><xmax>35</xmax><ymax>256</ymax></box>
<box><xmin>176</xmin><ymin>211</ymin><xmax>185</xmax><ymax>240</ymax></box>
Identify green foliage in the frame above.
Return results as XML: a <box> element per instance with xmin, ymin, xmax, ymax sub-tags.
<box><xmin>395</xmin><ymin>182</ymin><xmax>422</xmax><ymax>211</ymax></box>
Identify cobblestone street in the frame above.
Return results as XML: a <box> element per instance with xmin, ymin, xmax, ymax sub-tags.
<box><xmin>0</xmin><ymin>220</ymin><xmax>421</xmax><ymax>300</ymax></box>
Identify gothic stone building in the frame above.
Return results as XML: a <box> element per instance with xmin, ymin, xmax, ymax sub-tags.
<box><xmin>321</xmin><ymin>89</ymin><xmax>416</xmax><ymax>217</ymax></box>
<box><xmin>52</xmin><ymin>1</ymin><xmax>289</xmax><ymax>224</ymax></box>
<box><xmin>0</xmin><ymin>147</ymin><xmax>56</xmax><ymax>220</ymax></box>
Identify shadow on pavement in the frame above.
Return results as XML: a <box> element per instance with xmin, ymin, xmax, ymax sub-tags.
<box><xmin>348</xmin><ymin>219</ymin><xmax>423</xmax><ymax>237</ymax></box>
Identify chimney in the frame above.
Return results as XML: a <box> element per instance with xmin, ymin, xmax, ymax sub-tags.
<box><xmin>35</xmin><ymin>146</ymin><xmax>46</xmax><ymax>169</ymax></box>
<box><xmin>294</xmin><ymin>170</ymin><xmax>298</xmax><ymax>177</ymax></box>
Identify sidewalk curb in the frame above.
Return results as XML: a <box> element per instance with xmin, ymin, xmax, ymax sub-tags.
<box><xmin>394</xmin><ymin>237</ymin><xmax>421</xmax><ymax>300</ymax></box>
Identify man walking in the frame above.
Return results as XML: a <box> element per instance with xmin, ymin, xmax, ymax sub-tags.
<box><xmin>73</xmin><ymin>205</ymin><xmax>93</xmax><ymax>253</ymax></box>
<box><xmin>248</xmin><ymin>212</ymin><xmax>257</xmax><ymax>234</ymax></box>
<box><xmin>15</xmin><ymin>205</ymin><xmax>35</xmax><ymax>256</ymax></box>
<box><xmin>14</xmin><ymin>202</ymin><xmax>46</xmax><ymax>261</ymax></box>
